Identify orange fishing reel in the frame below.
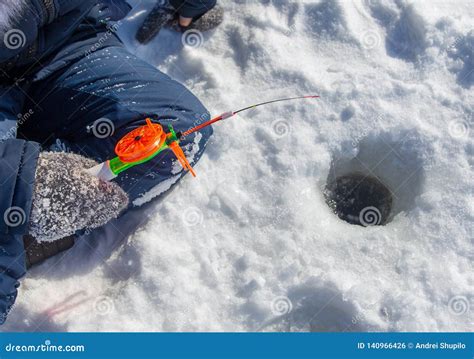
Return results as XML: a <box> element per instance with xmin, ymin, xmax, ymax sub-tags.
<box><xmin>110</xmin><ymin>118</ymin><xmax>195</xmax><ymax>177</ymax></box>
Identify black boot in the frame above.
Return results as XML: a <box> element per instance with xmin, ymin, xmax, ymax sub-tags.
<box><xmin>136</xmin><ymin>3</ymin><xmax>176</xmax><ymax>44</ymax></box>
<box><xmin>23</xmin><ymin>235</ymin><xmax>76</xmax><ymax>269</ymax></box>
<box><xmin>183</xmin><ymin>4</ymin><xmax>224</xmax><ymax>32</ymax></box>
<box><xmin>136</xmin><ymin>3</ymin><xmax>224</xmax><ymax>44</ymax></box>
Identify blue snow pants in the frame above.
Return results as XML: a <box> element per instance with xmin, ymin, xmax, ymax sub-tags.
<box><xmin>0</xmin><ymin>1</ymin><xmax>213</xmax><ymax>325</ymax></box>
<box><xmin>18</xmin><ymin>29</ymin><xmax>213</xmax><ymax>205</ymax></box>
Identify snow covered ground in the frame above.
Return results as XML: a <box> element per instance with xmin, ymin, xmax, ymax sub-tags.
<box><xmin>2</xmin><ymin>0</ymin><xmax>473</xmax><ymax>332</ymax></box>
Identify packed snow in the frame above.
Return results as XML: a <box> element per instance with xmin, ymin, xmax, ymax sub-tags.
<box><xmin>2</xmin><ymin>0</ymin><xmax>473</xmax><ymax>332</ymax></box>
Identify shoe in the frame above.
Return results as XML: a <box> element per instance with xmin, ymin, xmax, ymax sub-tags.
<box><xmin>23</xmin><ymin>235</ymin><xmax>75</xmax><ymax>269</ymax></box>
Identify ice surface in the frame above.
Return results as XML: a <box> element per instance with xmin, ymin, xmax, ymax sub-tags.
<box><xmin>2</xmin><ymin>0</ymin><xmax>472</xmax><ymax>332</ymax></box>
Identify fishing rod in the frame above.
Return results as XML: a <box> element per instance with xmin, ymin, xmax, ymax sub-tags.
<box><xmin>181</xmin><ymin>95</ymin><xmax>320</xmax><ymax>137</ymax></box>
<box><xmin>87</xmin><ymin>95</ymin><xmax>319</xmax><ymax>181</ymax></box>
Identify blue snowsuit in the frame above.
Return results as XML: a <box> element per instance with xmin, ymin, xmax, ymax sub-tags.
<box><xmin>0</xmin><ymin>0</ymin><xmax>213</xmax><ymax>324</ymax></box>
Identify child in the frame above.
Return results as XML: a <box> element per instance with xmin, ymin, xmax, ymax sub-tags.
<box><xmin>0</xmin><ymin>0</ymin><xmax>212</xmax><ymax>324</ymax></box>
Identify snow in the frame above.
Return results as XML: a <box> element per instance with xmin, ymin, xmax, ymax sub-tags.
<box><xmin>2</xmin><ymin>0</ymin><xmax>473</xmax><ymax>332</ymax></box>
